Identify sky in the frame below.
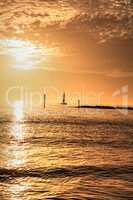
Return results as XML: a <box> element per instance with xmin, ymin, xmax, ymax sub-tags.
<box><xmin>0</xmin><ymin>0</ymin><xmax>133</xmax><ymax>107</ymax></box>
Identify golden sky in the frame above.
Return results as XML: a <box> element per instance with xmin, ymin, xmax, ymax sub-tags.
<box><xmin>0</xmin><ymin>0</ymin><xmax>133</xmax><ymax>107</ymax></box>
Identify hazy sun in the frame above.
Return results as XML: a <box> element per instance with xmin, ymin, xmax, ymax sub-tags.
<box><xmin>0</xmin><ymin>39</ymin><xmax>57</xmax><ymax>70</ymax></box>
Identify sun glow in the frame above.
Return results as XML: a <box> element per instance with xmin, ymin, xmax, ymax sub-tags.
<box><xmin>14</xmin><ymin>101</ymin><xmax>24</xmax><ymax>121</ymax></box>
<box><xmin>0</xmin><ymin>39</ymin><xmax>57</xmax><ymax>70</ymax></box>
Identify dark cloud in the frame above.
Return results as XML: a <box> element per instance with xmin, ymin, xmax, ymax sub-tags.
<box><xmin>0</xmin><ymin>0</ymin><xmax>133</xmax><ymax>42</ymax></box>
<box><xmin>0</xmin><ymin>0</ymin><xmax>133</xmax><ymax>77</ymax></box>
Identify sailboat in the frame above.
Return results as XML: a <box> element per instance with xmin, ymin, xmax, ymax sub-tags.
<box><xmin>44</xmin><ymin>94</ymin><xmax>46</xmax><ymax>108</ymax></box>
<box><xmin>61</xmin><ymin>92</ymin><xmax>67</xmax><ymax>105</ymax></box>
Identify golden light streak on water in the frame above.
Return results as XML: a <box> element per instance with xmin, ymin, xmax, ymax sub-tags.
<box><xmin>13</xmin><ymin>101</ymin><xmax>24</xmax><ymax>122</ymax></box>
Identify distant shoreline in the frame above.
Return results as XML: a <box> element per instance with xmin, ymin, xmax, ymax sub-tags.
<box><xmin>75</xmin><ymin>105</ymin><xmax>133</xmax><ymax>110</ymax></box>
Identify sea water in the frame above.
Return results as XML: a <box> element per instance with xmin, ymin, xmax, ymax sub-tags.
<box><xmin>0</xmin><ymin>106</ymin><xmax>133</xmax><ymax>199</ymax></box>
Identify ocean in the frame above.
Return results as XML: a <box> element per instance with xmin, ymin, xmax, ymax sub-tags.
<box><xmin>0</xmin><ymin>106</ymin><xmax>133</xmax><ymax>199</ymax></box>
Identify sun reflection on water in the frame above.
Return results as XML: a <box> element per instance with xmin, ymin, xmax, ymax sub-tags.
<box><xmin>8</xmin><ymin>181</ymin><xmax>29</xmax><ymax>200</ymax></box>
<box><xmin>11</xmin><ymin>123</ymin><xmax>24</xmax><ymax>140</ymax></box>
<box><xmin>6</xmin><ymin>117</ymin><xmax>28</xmax><ymax>199</ymax></box>
<box><xmin>13</xmin><ymin>101</ymin><xmax>24</xmax><ymax>122</ymax></box>
<box><xmin>9</xmin><ymin>145</ymin><xmax>25</xmax><ymax>167</ymax></box>
<box><xmin>8</xmin><ymin>123</ymin><xmax>26</xmax><ymax>167</ymax></box>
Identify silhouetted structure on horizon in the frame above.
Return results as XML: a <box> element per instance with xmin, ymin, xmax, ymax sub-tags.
<box><xmin>78</xmin><ymin>99</ymin><xmax>81</xmax><ymax>108</ymax></box>
<box><xmin>44</xmin><ymin>94</ymin><xmax>46</xmax><ymax>108</ymax></box>
<box><xmin>61</xmin><ymin>92</ymin><xmax>67</xmax><ymax>105</ymax></box>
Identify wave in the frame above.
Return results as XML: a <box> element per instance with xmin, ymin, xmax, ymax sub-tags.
<box><xmin>0</xmin><ymin>118</ymin><xmax>133</xmax><ymax>128</ymax></box>
<box><xmin>0</xmin><ymin>165</ymin><xmax>133</xmax><ymax>181</ymax></box>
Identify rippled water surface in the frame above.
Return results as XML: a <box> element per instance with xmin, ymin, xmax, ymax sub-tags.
<box><xmin>0</xmin><ymin>106</ymin><xmax>133</xmax><ymax>199</ymax></box>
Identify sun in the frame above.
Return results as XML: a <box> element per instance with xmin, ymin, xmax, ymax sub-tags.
<box><xmin>10</xmin><ymin>40</ymin><xmax>38</xmax><ymax>69</ymax></box>
<box><xmin>2</xmin><ymin>39</ymin><xmax>43</xmax><ymax>70</ymax></box>
<box><xmin>0</xmin><ymin>39</ymin><xmax>57</xmax><ymax>70</ymax></box>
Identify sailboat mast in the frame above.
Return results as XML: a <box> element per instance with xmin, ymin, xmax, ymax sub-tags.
<box><xmin>61</xmin><ymin>92</ymin><xmax>67</xmax><ymax>105</ymax></box>
<box><xmin>63</xmin><ymin>92</ymin><xmax>65</xmax><ymax>104</ymax></box>
<box><xmin>44</xmin><ymin>94</ymin><xmax>46</xmax><ymax>108</ymax></box>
